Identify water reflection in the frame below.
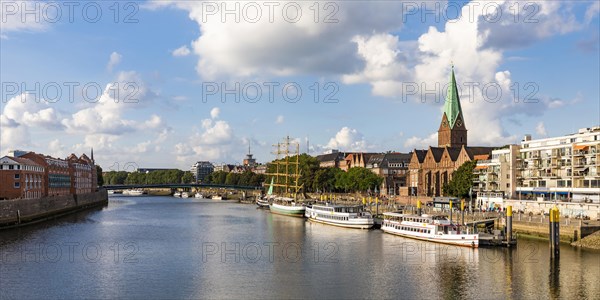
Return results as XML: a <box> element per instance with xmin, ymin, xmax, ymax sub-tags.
<box><xmin>0</xmin><ymin>196</ymin><xmax>598</xmax><ymax>299</ymax></box>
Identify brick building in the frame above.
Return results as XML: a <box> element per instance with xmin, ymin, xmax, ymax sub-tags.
<box><xmin>0</xmin><ymin>150</ymin><xmax>97</xmax><ymax>200</ymax></box>
<box><xmin>67</xmin><ymin>153</ymin><xmax>95</xmax><ymax>195</ymax></box>
<box><xmin>409</xmin><ymin>67</ymin><xmax>494</xmax><ymax>197</ymax></box>
<box><xmin>0</xmin><ymin>156</ymin><xmax>45</xmax><ymax>200</ymax></box>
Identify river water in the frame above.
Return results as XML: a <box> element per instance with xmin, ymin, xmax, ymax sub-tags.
<box><xmin>1</xmin><ymin>196</ymin><xmax>598</xmax><ymax>299</ymax></box>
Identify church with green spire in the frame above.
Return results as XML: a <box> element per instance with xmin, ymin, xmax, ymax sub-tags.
<box><xmin>438</xmin><ymin>65</ymin><xmax>467</xmax><ymax>148</ymax></box>
<box><xmin>408</xmin><ymin>66</ymin><xmax>495</xmax><ymax>197</ymax></box>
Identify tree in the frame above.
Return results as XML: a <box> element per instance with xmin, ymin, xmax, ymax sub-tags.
<box><xmin>442</xmin><ymin>160</ymin><xmax>477</xmax><ymax>199</ymax></box>
<box><xmin>96</xmin><ymin>165</ymin><xmax>104</xmax><ymax>186</ymax></box>
<box><xmin>181</xmin><ymin>171</ymin><xmax>195</xmax><ymax>183</ymax></box>
<box><xmin>225</xmin><ymin>173</ymin><xmax>240</xmax><ymax>185</ymax></box>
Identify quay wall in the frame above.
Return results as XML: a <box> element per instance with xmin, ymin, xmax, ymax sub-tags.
<box><xmin>0</xmin><ymin>189</ymin><xmax>108</xmax><ymax>228</ymax></box>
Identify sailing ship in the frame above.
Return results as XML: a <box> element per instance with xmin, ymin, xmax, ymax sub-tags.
<box><xmin>267</xmin><ymin>137</ymin><xmax>306</xmax><ymax>217</ymax></box>
<box><xmin>381</xmin><ymin>211</ymin><xmax>479</xmax><ymax>248</ymax></box>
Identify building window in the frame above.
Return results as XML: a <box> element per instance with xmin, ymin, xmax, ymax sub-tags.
<box><xmin>506</xmin><ymin>183</ymin><xmax>510</xmax><ymax>188</ymax></box>
<box><xmin>14</xmin><ymin>173</ymin><xmax>20</xmax><ymax>179</ymax></box>
<box><xmin>14</xmin><ymin>182</ymin><xmax>20</xmax><ymax>188</ymax></box>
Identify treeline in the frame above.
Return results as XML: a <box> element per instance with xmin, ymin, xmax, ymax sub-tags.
<box><xmin>103</xmin><ymin>170</ymin><xmax>195</xmax><ymax>185</ymax></box>
<box><xmin>204</xmin><ymin>170</ymin><xmax>266</xmax><ymax>186</ymax></box>
<box><xmin>266</xmin><ymin>154</ymin><xmax>383</xmax><ymax>193</ymax></box>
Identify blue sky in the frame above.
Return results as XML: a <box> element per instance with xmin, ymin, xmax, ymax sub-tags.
<box><xmin>1</xmin><ymin>0</ymin><xmax>599</xmax><ymax>170</ymax></box>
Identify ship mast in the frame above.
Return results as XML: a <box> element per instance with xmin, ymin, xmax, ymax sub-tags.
<box><xmin>265</xmin><ymin>136</ymin><xmax>302</xmax><ymax>198</ymax></box>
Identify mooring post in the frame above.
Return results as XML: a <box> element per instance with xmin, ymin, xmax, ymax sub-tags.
<box><xmin>506</xmin><ymin>205</ymin><xmax>513</xmax><ymax>243</ymax></box>
<box><xmin>417</xmin><ymin>200</ymin><xmax>422</xmax><ymax>216</ymax></box>
<box><xmin>549</xmin><ymin>206</ymin><xmax>560</xmax><ymax>259</ymax></box>
<box><xmin>17</xmin><ymin>209</ymin><xmax>21</xmax><ymax>224</ymax></box>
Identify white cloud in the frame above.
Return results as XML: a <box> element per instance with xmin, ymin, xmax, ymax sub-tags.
<box><xmin>536</xmin><ymin>122</ymin><xmax>547</xmax><ymax>137</ymax></box>
<box><xmin>276</xmin><ymin>115</ymin><xmax>284</xmax><ymax>124</ymax></box>
<box><xmin>61</xmin><ymin>71</ymin><xmax>161</xmax><ymax>135</ymax></box>
<box><xmin>174</xmin><ymin>109</ymin><xmax>236</xmax><ymax>164</ymax></box>
<box><xmin>210</xmin><ymin>107</ymin><xmax>220</xmax><ymax>119</ymax></box>
<box><xmin>404</xmin><ymin>133</ymin><xmax>438</xmax><ymax>150</ymax></box>
<box><xmin>107</xmin><ymin>52</ymin><xmax>122</xmax><ymax>72</ymax></box>
<box><xmin>324</xmin><ymin>127</ymin><xmax>371</xmax><ymax>152</ymax></box>
<box><xmin>0</xmin><ymin>0</ymin><xmax>47</xmax><ymax>39</ymax></box>
<box><xmin>0</xmin><ymin>93</ymin><xmax>63</xmax><ymax>154</ymax></box>
<box><xmin>172</xmin><ymin>45</ymin><xmax>191</xmax><ymax>57</ymax></box>
<box><xmin>153</xmin><ymin>1</ymin><xmax>410</xmax><ymax>80</ymax></box>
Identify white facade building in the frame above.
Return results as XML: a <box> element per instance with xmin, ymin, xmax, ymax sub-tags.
<box><xmin>516</xmin><ymin>127</ymin><xmax>600</xmax><ymax>203</ymax></box>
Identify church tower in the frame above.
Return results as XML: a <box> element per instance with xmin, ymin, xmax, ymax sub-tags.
<box><xmin>438</xmin><ymin>66</ymin><xmax>467</xmax><ymax>148</ymax></box>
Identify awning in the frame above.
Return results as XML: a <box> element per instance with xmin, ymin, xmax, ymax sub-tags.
<box><xmin>573</xmin><ymin>144</ymin><xmax>589</xmax><ymax>151</ymax></box>
<box><xmin>475</xmin><ymin>165</ymin><xmax>488</xmax><ymax>170</ymax></box>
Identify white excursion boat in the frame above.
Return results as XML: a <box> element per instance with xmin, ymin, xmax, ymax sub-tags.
<box><xmin>381</xmin><ymin>212</ymin><xmax>479</xmax><ymax>248</ymax></box>
<box><xmin>123</xmin><ymin>189</ymin><xmax>143</xmax><ymax>196</ymax></box>
<box><xmin>181</xmin><ymin>192</ymin><xmax>189</xmax><ymax>198</ymax></box>
<box><xmin>173</xmin><ymin>192</ymin><xmax>181</xmax><ymax>197</ymax></box>
<box><xmin>305</xmin><ymin>203</ymin><xmax>373</xmax><ymax>229</ymax></box>
<box><xmin>194</xmin><ymin>193</ymin><xmax>203</xmax><ymax>198</ymax></box>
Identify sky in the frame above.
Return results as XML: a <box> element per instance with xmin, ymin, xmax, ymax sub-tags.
<box><xmin>1</xmin><ymin>0</ymin><xmax>599</xmax><ymax>171</ymax></box>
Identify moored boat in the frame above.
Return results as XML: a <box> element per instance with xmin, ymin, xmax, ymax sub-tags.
<box><xmin>173</xmin><ymin>192</ymin><xmax>181</xmax><ymax>197</ymax></box>
<box><xmin>123</xmin><ymin>189</ymin><xmax>143</xmax><ymax>196</ymax></box>
<box><xmin>381</xmin><ymin>212</ymin><xmax>478</xmax><ymax>248</ymax></box>
<box><xmin>305</xmin><ymin>203</ymin><xmax>373</xmax><ymax>229</ymax></box>
<box><xmin>181</xmin><ymin>192</ymin><xmax>189</xmax><ymax>198</ymax></box>
<box><xmin>269</xmin><ymin>198</ymin><xmax>305</xmax><ymax>217</ymax></box>
<box><xmin>194</xmin><ymin>193</ymin><xmax>203</xmax><ymax>198</ymax></box>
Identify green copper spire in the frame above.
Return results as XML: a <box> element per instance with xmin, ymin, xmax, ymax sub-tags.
<box><xmin>443</xmin><ymin>65</ymin><xmax>463</xmax><ymax>129</ymax></box>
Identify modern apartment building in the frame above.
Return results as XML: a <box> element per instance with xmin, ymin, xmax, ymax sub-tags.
<box><xmin>191</xmin><ymin>161</ymin><xmax>214</xmax><ymax>182</ymax></box>
<box><xmin>473</xmin><ymin>145</ymin><xmax>520</xmax><ymax>199</ymax></box>
<box><xmin>516</xmin><ymin>127</ymin><xmax>600</xmax><ymax>202</ymax></box>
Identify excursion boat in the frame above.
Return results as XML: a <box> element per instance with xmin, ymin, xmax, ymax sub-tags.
<box><xmin>269</xmin><ymin>198</ymin><xmax>305</xmax><ymax>217</ymax></box>
<box><xmin>381</xmin><ymin>212</ymin><xmax>479</xmax><ymax>248</ymax></box>
<box><xmin>305</xmin><ymin>203</ymin><xmax>373</xmax><ymax>229</ymax></box>
<box><xmin>123</xmin><ymin>189</ymin><xmax>143</xmax><ymax>196</ymax></box>
<box><xmin>256</xmin><ymin>196</ymin><xmax>270</xmax><ymax>208</ymax></box>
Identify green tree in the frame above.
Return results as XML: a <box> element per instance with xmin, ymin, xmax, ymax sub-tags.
<box><xmin>442</xmin><ymin>160</ymin><xmax>477</xmax><ymax>198</ymax></box>
<box><xmin>181</xmin><ymin>171</ymin><xmax>195</xmax><ymax>183</ymax></box>
<box><xmin>96</xmin><ymin>165</ymin><xmax>104</xmax><ymax>186</ymax></box>
<box><xmin>225</xmin><ymin>172</ymin><xmax>240</xmax><ymax>185</ymax></box>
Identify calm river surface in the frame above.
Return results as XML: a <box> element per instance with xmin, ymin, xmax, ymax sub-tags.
<box><xmin>1</xmin><ymin>195</ymin><xmax>599</xmax><ymax>299</ymax></box>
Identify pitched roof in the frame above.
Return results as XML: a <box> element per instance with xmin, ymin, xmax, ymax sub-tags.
<box><xmin>1</xmin><ymin>156</ymin><xmax>42</xmax><ymax>167</ymax></box>
<box><xmin>429</xmin><ymin>147</ymin><xmax>445</xmax><ymax>162</ymax></box>
<box><xmin>443</xmin><ymin>66</ymin><xmax>463</xmax><ymax>129</ymax></box>
<box><xmin>465</xmin><ymin>147</ymin><xmax>495</xmax><ymax>160</ymax></box>
<box><xmin>446</xmin><ymin>147</ymin><xmax>462</xmax><ymax>161</ymax></box>
<box><xmin>413</xmin><ymin>150</ymin><xmax>427</xmax><ymax>163</ymax></box>
<box><xmin>315</xmin><ymin>152</ymin><xmax>345</xmax><ymax>163</ymax></box>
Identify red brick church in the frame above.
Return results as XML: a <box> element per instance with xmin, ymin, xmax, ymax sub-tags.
<box><xmin>409</xmin><ymin>67</ymin><xmax>495</xmax><ymax>197</ymax></box>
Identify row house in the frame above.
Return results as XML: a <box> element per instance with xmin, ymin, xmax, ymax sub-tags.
<box><xmin>67</xmin><ymin>153</ymin><xmax>95</xmax><ymax>195</ymax></box>
<box><xmin>366</xmin><ymin>152</ymin><xmax>412</xmax><ymax>196</ymax></box>
<box><xmin>0</xmin><ymin>156</ymin><xmax>45</xmax><ymax>200</ymax></box>
<box><xmin>0</xmin><ymin>150</ymin><xmax>97</xmax><ymax>200</ymax></box>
